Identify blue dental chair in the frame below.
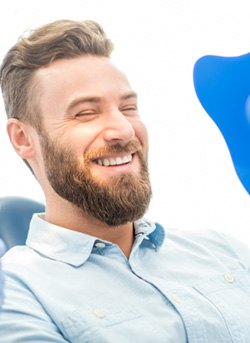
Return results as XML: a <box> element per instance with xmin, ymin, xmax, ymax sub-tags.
<box><xmin>0</xmin><ymin>196</ymin><xmax>44</xmax><ymax>308</ymax></box>
<box><xmin>0</xmin><ymin>196</ymin><xmax>45</xmax><ymax>251</ymax></box>
<box><xmin>193</xmin><ymin>53</ymin><xmax>250</xmax><ymax>194</ymax></box>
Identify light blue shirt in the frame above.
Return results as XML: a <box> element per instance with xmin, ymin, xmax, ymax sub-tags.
<box><xmin>0</xmin><ymin>239</ymin><xmax>5</xmax><ymax>309</ymax></box>
<box><xmin>1</xmin><ymin>214</ymin><xmax>250</xmax><ymax>342</ymax></box>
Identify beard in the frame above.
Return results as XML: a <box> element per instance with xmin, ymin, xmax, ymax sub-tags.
<box><xmin>39</xmin><ymin>132</ymin><xmax>152</xmax><ymax>226</ymax></box>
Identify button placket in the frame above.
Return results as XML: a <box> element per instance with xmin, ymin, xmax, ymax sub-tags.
<box><xmin>93</xmin><ymin>309</ymin><xmax>106</xmax><ymax>319</ymax></box>
<box><xmin>130</xmin><ymin>262</ymin><xmax>137</xmax><ymax>269</ymax></box>
<box><xmin>95</xmin><ymin>242</ymin><xmax>106</xmax><ymax>249</ymax></box>
<box><xmin>171</xmin><ymin>294</ymin><xmax>181</xmax><ymax>304</ymax></box>
<box><xmin>224</xmin><ymin>273</ymin><xmax>234</xmax><ymax>283</ymax></box>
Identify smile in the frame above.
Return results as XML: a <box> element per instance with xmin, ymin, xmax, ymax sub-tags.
<box><xmin>95</xmin><ymin>154</ymin><xmax>133</xmax><ymax>167</ymax></box>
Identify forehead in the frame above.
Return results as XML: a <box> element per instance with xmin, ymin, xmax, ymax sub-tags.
<box><xmin>35</xmin><ymin>55</ymin><xmax>133</xmax><ymax>113</ymax></box>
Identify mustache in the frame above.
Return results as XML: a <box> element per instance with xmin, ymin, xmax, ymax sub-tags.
<box><xmin>84</xmin><ymin>140</ymin><xmax>142</xmax><ymax>160</ymax></box>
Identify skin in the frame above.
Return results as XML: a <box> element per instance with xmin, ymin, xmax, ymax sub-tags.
<box><xmin>7</xmin><ymin>55</ymin><xmax>149</xmax><ymax>257</ymax></box>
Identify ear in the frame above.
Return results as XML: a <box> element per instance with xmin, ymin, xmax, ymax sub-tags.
<box><xmin>7</xmin><ymin>118</ymin><xmax>36</xmax><ymax>160</ymax></box>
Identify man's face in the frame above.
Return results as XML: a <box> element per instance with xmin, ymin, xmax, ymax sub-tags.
<box><xmin>35</xmin><ymin>55</ymin><xmax>151</xmax><ymax>226</ymax></box>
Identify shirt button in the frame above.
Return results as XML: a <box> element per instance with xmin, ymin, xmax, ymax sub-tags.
<box><xmin>130</xmin><ymin>262</ymin><xmax>136</xmax><ymax>268</ymax></box>
<box><xmin>171</xmin><ymin>294</ymin><xmax>181</xmax><ymax>304</ymax></box>
<box><xmin>95</xmin><ymin>242</ymin><xmax>106</xmax><ymax>249</ymax></box>
<box><xmin>94</xmin><ymin>309</ymin><xmax>106</xmax><ymax>318</ymax></box>
<box><xmin>224</xmin><ymin>273</ymin><xmax>234</xmax><ymax>283</ymax></box>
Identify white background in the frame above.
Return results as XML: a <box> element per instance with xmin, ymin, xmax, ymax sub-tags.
<box><xmin>0</xmin><ymin>0</ymin><xmax>249</xmax><ymax>243</ymax></box>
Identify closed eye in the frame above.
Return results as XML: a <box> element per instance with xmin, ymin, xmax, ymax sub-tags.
<box><xmin>75</xmin><ymin>110</ymin><xmax>97</xmax><ymax>117</ymax></box>
<box><xmin>121</xmin><ymin>105</ymin><xmax>138</xmax><ymax>115</ymax></box>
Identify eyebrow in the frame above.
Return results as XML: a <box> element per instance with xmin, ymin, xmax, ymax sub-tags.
<box><xmin>120</xmin><ymin>91</ymin><xmax>138</xmax><ymax>101</ymax></box>
<box><xmin>65</xmin><ymin>91</ymin><xmax>138</xmax><ymax>114</ymax></box>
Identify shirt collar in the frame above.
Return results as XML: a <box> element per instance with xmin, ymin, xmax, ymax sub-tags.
<box><xmin>134</xmin><ymin>219</ymin><xmax>165</xmax><ymax>250</ymax></box>
<box><xmin>26</xmin><ymin>214</ymin><xmax>165</xmax><ymax>267</ymax></box>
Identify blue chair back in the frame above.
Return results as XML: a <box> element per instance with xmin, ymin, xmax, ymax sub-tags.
<box><xmin>193</xmin><ymin>53</ymin><xmax>250</xmax><ymax>194</ymax></box>
<box><xmin>0</xmin><ymin>196</ymin><xmax>45</xmax><ymax>250</ymax></box>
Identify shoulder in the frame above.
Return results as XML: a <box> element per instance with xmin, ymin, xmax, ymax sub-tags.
<box><xmin>162</xmin><ymin>226</ymin><xmax>250</xmax><ymax>271</ymax></box>
<box><xmin>1</xmin><ymin>245</ymin><xmax>43</xmax><ymax>279</ymax></box>
<box><xmin>2</xmin><ymin>245</ymin><xmax>35</xmax><ymax>264</ymax></box>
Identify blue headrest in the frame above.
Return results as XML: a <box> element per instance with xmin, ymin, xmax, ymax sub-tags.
<box><xmin>193</xmin><ymin>53</ymin><xmax>250</xmax><ymax>194</ymax></box>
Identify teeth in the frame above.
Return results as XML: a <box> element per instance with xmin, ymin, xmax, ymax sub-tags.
<box><xmin>96</xmin><ymin>154</ymin><xmax>132</xmax><ymax>167</ymax></box>
<box><xmin>109</xmin><ymin>159</ymin><xmax>116</xmax><ymax>166</ymax></box>
<box><xmin>116</xmin><ymin>157</ymin><xmax>122</xmax><ymax>165</ymax></box>
<box><xmin>103</xmin><ymin>159</ymin><xmax>110</xmax><ymax>166</ymax></box>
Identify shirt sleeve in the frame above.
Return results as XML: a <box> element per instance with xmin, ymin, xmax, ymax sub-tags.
<box><xmin>0</xmin><ymin>270</ymin><xmax>69</xmax><ymax>342</ymax></box>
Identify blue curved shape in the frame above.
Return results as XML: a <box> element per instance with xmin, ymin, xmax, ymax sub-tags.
<box><xmin>193</xmin><ymin>53</ymin><xmax>250</xmax><ymax>194</ymax></box>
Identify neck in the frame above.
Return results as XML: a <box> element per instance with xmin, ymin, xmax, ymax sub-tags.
<box><xmin>45</xmin><ymin>196</ymin><xmax>134</xmax><ymax>258</ymax></box>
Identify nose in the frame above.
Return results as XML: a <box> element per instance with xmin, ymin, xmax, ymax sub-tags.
<box><xmin>102</xmin><ymin>110</ymin><xmax>135</xmax><ymax>145</ymax></box>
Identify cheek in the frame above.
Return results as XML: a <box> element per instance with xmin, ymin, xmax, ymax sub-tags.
<box><xmin>67</xmin><ymin>125</ymin><xmax>101</xmax><ymax>152</ymax></box>
<box><xmin>133</xmin><ymin>120</ymin><xmax>148</xmax><ymax>148</ymax></box>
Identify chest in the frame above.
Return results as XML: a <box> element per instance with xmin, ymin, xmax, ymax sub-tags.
<box><xmin>32</xmin><ymin>254</ymin><xmax>250</xmax><ymax>343</ymax></box>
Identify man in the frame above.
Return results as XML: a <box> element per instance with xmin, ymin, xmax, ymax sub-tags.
<box><xmin>0</xmin><ymin>19</ymin><xmax>250</xmax><ymax>342</ymax></box>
